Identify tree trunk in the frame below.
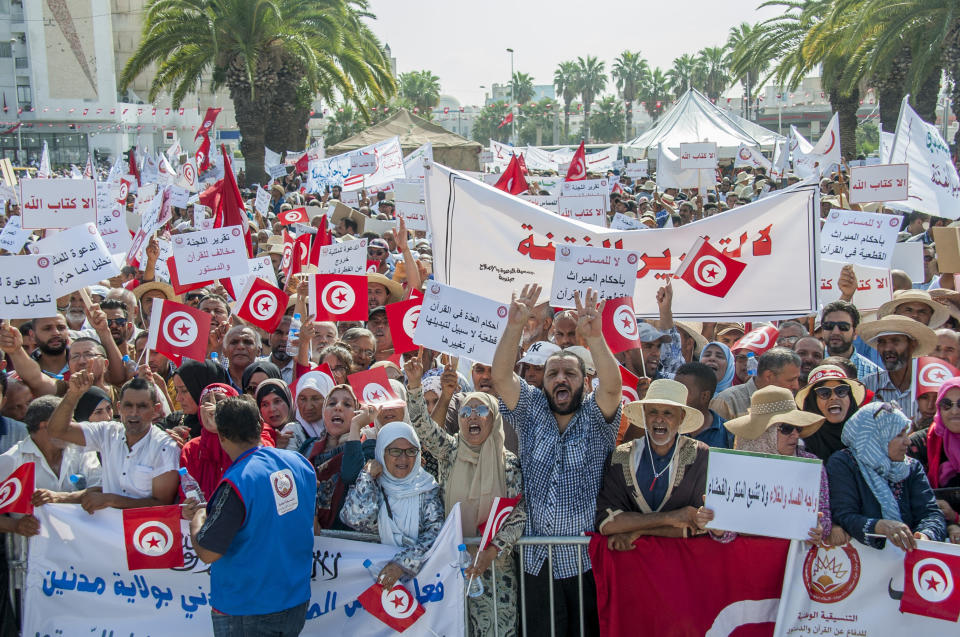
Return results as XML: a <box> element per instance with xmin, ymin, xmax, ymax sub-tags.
<box><xmin>563</xmin><ymin>99</ymin><xmax>571</xmax><ymax>141</ymax></box>
<box><xmin>873</xmin><ymin>47</ymin><xmax>910</xmax><ymax>131</ymax></box>
<box><xmin>911</xmin><ymin>65</ymin><xmax>942</xmax><ymax>125</ymax></box>
<box><xmin>583</xmin><ymin>101</ymin><xmax>592</xmax><ymax>142</ymax></box>
<box><xmin>225</xmin><ymin>54</ymin><xmax>281</xmax><ymax>184</ymax></box>
<box><xmin>830</xmin><ymin>87</ymin><xmax>860</xmax><ymax>161</ymax></box>
<box><xmin>625</xmin><ymin>98</ymin><xmax>633</xmax><ymax>139</ymax></box>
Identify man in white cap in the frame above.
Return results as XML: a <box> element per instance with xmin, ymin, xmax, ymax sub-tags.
<box><xmin>517</xmin><ymin>341</ymin><xmax>561</xmax><ymax>389</ymax></box>
<box><xmin>858</xmin><ymin>315</ymin><xmax>938</xmax><ymax>421</ymax></box>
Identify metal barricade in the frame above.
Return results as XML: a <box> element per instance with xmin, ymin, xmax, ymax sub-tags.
<box><xmin>319</xmin><ymin>529</ymin><xmax>593</xmax><ymax>637</ymax></box>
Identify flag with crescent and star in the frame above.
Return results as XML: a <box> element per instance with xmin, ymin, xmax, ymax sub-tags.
<box><xmin>122</xmin><ymin>505</ymin><xmax>184</xmax><ymax>571</ymax></box>
<box><xmin>145</xmin><ymin>298</ymin><xmax>211</xmax><ymax>365</ymax></box>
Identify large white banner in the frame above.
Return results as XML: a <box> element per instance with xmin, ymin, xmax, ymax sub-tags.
<box><xmin>887</xmin><ymin>97</ymin><xmax>960</xmax><ymax>219</ymax></box>
<box><xmin>774</xmin><ymin>539</ymin><xmax>960</xmax><ymax>636</ymax></box>
<box><xmin>306</xmin><ymin>136</ymin><xmax>405</xmax><ymax>193</ymax></box>
<box><xmin>25</xmin><ymin>504</ymin><xmax>464</xmax><ymax>636</ymax></box>
<box><xmin>488</xmin><ymin>141</ymin><xmax>618</xmax><ymax>174</ymax></box>
<box><xmin>402</xmin><ymin>142</ymin><xmax>434</xmax><ymax>181</ymax></box>
<box><xmin>424</xmin><ymin>163</ymin><xmax>819</xmax><ymax>319</ymax></box>
<box><xmin>734</xmin><ymin>144</ymin><xmax>772</xmax><ymax>171</ymax></box>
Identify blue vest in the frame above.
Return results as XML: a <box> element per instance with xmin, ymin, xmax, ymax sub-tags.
<box><xmin>209</xmin><ymin>447</ymin><xmax>317</xmax><ymax>615</ymax></box>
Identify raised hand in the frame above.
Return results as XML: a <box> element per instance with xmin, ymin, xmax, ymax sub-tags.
<box><xmin>573</xmin><ymin>288</ymin><xmax>605</xmax><ymax>339</ymax></box>
<box><xmin>508</xmin><ymin>284</ymin><xmax>542</xmax><ymax>327</ymax></box>
<box><xmin>404</xmin><ymin>352</ymin><xmax>424</xmax><ymax>388</ymax></box>
<box><xmin>0</xmin><ymin>322</ymin><xmax>22</xmax><ymax>354</ymax></box>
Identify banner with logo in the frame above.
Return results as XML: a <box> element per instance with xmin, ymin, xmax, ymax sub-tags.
<box><xmin>306</xmin><ymin>137</ymin><xmax>405</xmax><ymax>193</ymax></box>
<box><xmin>424</xmin><ymin>163</ymin><xmax>819</xmax><ymax>320</ymax></box>
<box><xmin>774</xmin><ymin>539</ymin><xmax>960</xmax><ymax>635</ymax></box>
<box><xmin>25</xmin><ymin>504</ymin><xmax>464</xmax><ymax>636</ymax></box>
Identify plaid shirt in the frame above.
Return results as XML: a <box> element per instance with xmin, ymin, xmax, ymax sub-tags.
<box><xmin>500</xmin><ymin>380</ymin><xmax>620</xmax><ymax>578</ymax></box>
<box><xmin>860</xmin><ymin>371</ymin><xmax>916</xmax><ymax>422</ymax></box>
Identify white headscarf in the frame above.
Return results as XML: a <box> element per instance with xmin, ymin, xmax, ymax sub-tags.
<box><xmin>374</xmin><ymin>422</ymin><xmax>438</xmax><ymax>547</ymax></box>
<box><xmin>294</xmin><ymin>371</ymin><xmax>335</xmax><ymax>438</ymax></box>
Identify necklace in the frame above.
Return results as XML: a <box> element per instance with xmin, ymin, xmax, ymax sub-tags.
<box><xmin>645</xmin><ymin>433</ymin><xmax>678</xmax><ymax>491</ymax></box>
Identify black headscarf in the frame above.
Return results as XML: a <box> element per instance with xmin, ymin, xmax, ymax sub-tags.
<box><xmin>255</xmin><ymin>378</ymin><xmax>293</xmax><ymax>411</ymax></box>
<box><xmin>73</xmin><ymin>386</ymin><xmax>112</xmax><ymax>422</ymax></box>
<box><xmin>241</xmin><ymin>360</ymin><xmax>282</xmax><ymax>394</ymax></box>
<box><xmin>174</xmin><ymin>360</ymin><xmax>230</xmax><ymax>437</ymax></box>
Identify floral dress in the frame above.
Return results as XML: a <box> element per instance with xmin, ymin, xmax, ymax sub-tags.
<box><xmin>409</xmin><ymin>386</ymin><xmax>526</xmax><ymax>637</ymax></box>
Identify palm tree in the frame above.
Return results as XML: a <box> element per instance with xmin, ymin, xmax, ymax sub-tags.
<box><xmin>612</xmin><ymin>50</ymin><xmax>650</xmax><ymax>139</ymax></box>
<box><xmin>120</xmin><ymin>0</ymin><xmax>395</xmax><ymax>182</ymax></box>
<box><xmin>695</xmin><ymin>46</ymin><xmax>732</xmax><ymax>102</ymax></box>
<box><xmin>518</xmin><ymin>98</ymin><xmax>558</xmax><ymax>146</ymax></box>
<box><xmin>554</xmin><ymin>61</ymin><xmax>579</xmax><ymax>141</ymax></box>
<box><xmin>667</xmin><ymin>54</ymin><xmax>698</xmax><ymax>99</ymax></box>
<box><xmin>727</xmin><ymin>22</ymin><xmax>769</xmax><ymax>119</ymax></box>
<box><xmin>511</xmin><ymin>72</ymin><xmax>536</xmax><ymax>105</ymax></box>
<box><xmin>573</xmin><ymin>56</ymin><xmax>607</xmax><ymax>142</ymax></box>
<box><xmin>588</xmin><ymin>96</ymin><xmax>626</xmax><ymax>143</ymax></box>
<box><xmin>324</xmin><ymin>104</ymin><xmax>362</xmax><ymax>145</ymax></box>
<box><xmin>641</xmin><ymin>68</ymin><xmax>671</xmax><ymax>122</ymax></box>
<box><xmin>399</xmin><ymin>70</ymin><xmax>441</xmax><ymax>115</ymax></box>
<box><xmin>471</xmin><ymin>101</ymin><xmax>512</xmax><ymax>145</ymax></box>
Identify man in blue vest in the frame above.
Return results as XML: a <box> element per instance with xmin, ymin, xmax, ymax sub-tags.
<box><xmin>182</xmin><ymin>396</ymin><xmax>316</xmax><ymax>636</ymax></box>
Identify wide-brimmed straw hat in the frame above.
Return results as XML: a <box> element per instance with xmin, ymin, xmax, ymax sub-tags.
<box><xmin>877</xmin><ymin>290</ymin><xmax>950</xmax><ymax>329</ymax></box>
<box><xmin>725</xmin><ymin>386</ymin><xmax>824</xmax><ymax>440</ymax></box>
<box><xmin>675</xmin><ymin>321</ymin><xmax>708</xmax><ymax>354</ymax></box>
<box><xmin>794</xmin><ymin>364</ymin><xmax>866</xmax><ymax>408</ymax></box>
<box><xmin>366</xmin><ymin>272</ymin><xmax>403</xmax><ymax>303</ymax></box>
<box><xmin>133</xmin><ymin>281</ymin><xmax>178</xmax><ymax>303</ymax></box>
<box><xmin>857</xmin><ymin>315</ymin><xmax>938</xmax><ymax>356</ymax></box>
<box><xmin>623</xmin><ymin>379</ymin><xmax>704</xmax><ymax>435</ymax></box>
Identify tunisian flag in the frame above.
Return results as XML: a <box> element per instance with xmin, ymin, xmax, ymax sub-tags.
<box><xmin>194</xmin><ymin>107</ymin><xmax>222</xmax><ymax>141</ymax></box>
<box><xmin>494</xmin><ymin>155</ymin><xmax>528</xmax><ymax>195</ymax></box>
<box><xmin>233</xmin><ymin>276</ymin><xmax>288</xmax><ymax>332</ymax></box>
<box><xmin>675</xmin><ymin>236</ymin><xmax>747</xmax><ymax>298</ymax></box>
<box><xmin>0</xmin><ymin>462</ymin><xmax>34</xmax><ymax>514</ymax></box>
<box><xmin>357</xmin><ymin>582</ymin><xmax>425</xmax><ymax>632</ymax></box>
<box><xmin>145</xmin><ymin>298</ymin><xmax>211</xmax><ymax>365</ymax></box>
<box><xmin>732</xmin><ymin>325</ymin><xmax>780</xmax><ymax>355</ymax></box>
<box><xmin>477</xmin><ymin>495</ymin><xmax>521</xmax><ymax>550</ymax></box>
<box><xmin>915</xmin><ymin>356</ymin><xmax>960</xmax><ymax>395</ymax></box>
<box><xmin>590</xmin><ymin>535</ymin><xmax>788</xmax><ymax>636</ymax></box>
<box><xmin>565</xmin><ymin>140</ymin><xmax>587</xmax><ymax>181</ymax></box>
<box><xmin>900</xmin><ymin>546</ymin><xmax>960</xmax><ymax>622</ymax></box>
<box><xmin>601</xmin><ymin>297</ymin><xmax>641</xmax><ymax>354</ymax></box>
<box><xmin>385</xmin><ymin>297</ymin><xmax>422</xmax><ymax>355</ymax></box>
<box><xmin>122</xmin><ymin>505</ymin><xmax>185</xmax><ymax>570</ymax></box>
<box><xmin>497</xmin><ymin>111</ymin><xmax>513</xmax><ymax>129</ymax></box>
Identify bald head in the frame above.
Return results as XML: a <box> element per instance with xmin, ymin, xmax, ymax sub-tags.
<box><xmin>890</xmin><ymin>269</ymin><xmax>913</xmax><ymax>292</ymax></box>
<box><xmin>934</xmin><ymin>328</ymin><xmax>960</xmax><ymax>367</ymax></box>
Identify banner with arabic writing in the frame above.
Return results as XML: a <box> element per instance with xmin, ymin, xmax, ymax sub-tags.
<box><xmin>24</xmin><ymin>504</ymin><xmax>463</xmax><ymax>636</ymax></box>
<box><xmin>306</xmin><ymin>136</ymin><xmax>405</xmax><ymax>194</ymax></box>
<box><xmin>425</xmin><ymin>163</ymin><xmax>819</xmax><ymax>320</ymax></box>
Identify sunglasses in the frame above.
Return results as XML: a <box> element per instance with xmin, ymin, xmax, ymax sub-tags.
<box><xmin>939</xmin><ymin>399</ymin><xmax>960</xmax><ymax>412</ymax></box>
<box><xmin>105</xmin><ymin>317</ymin><xmax>128</xmax><ymax>327</ymax></box>
<box><xmin>368</xmin><ymin>249</ymin><xmax>387</xmax><ymax>258</ymax></box>
<box><xmin>813</xmin><ymin>385</ymin><xmax>851</xmax><ymax>400</ymax></box>
<box><xmin>459</xmin><ymin>404</ymin><xmax>490</xmax><ymax>419</ymax></box>
<box><xmin>385</xmin><ymin>447</ymin><xmax>419</xmax><ymax>458</ymax></box>
<box><xmin>821</xmin><ymin>321</ymin><xmax>852</xmax><ymax>332</ymax></box>
<box><xmin>777</xmin><ymin>424</ymin><xmax>803</xmax><ymax>435</ymax></box>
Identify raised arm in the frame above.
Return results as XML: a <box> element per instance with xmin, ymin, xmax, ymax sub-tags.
<box><xmin>404</xmin><ymin>355</ymin><xmax>457</xmax><ymax>461</ymax></box>
<box><xmin>652</xmin><ymin>278</ymin><xmax>674</xmax><ymax>332</ymax></box>
<box><xmin>85</xmin><ymin>298</ymin><xmax>127</xmax><ymax>386</ymax></box>
<box><xmin>45</xmin><ymin>370</ymin><xmax>94</xmax><ymax>447</ymax></box>
<box><xmin>397</xmin><ymin>218</ymin><xmax>421</xmax><ymax>296</ymax></box>
<box><xmin>0</xmin><ymin>323</ymin><xmax>56</xmax><ymax>396</ymax></box>
<box><xmin>574</xmin><ymin>289</ymin><xmax>622</xmax><ymax>420</ymax></box>
<box><xmin>492</xmin><ymin>284</ymin><xmax>541</xmax><ymax>410</ymax></box>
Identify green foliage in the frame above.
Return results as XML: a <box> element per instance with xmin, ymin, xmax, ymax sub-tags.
<box><xmin>399</xmin><ymin>70</ymin><xmax>441</xmax><ymax>115</ymax></box>
<box><xmin>588</xmin><ymin>96</ymin><xmax>625</xmax><ymax>143</ymax></box>
<box><xmin>472</xmin><ymin>102</ymin><xmax>512</xmax><ymax>144</ymax></box>
<box><xmin>856</xmin><ymin>120</ymin><xmax>879</xmax><ymax>156</ymax></box>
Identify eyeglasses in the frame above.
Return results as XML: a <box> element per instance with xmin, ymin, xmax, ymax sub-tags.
<box><xmin>385</xmin><ymin>447</ymin><xmax>419</xmax><ymax>458</ymax></box>
<box><xmin>777</xmin><ymin>336</ymin><xmax>800</xmax><ymax>346</ymax></box>
<box><xmin>368</xmin><ymin>249</ymin><xmax>387</xmax><ymax>258</ymax></box>
<box><xmin>939</xmin><ymin>399</ymin><xmax>960</xmax><ymax>412</ymax></box>
<box><xmin>777</xmin><ymin>424</ymin><xmax>802</xmax><ymax>435</ymax></box>
<box><xmin>813</xmin><ymin>385</ymin><xmax>851</xmax><ymax>400</ymax></box>
<box><xmin>105</xmin><ymin>317</ymin><xmax>128</xmax><ymax>327</ymax></box>
<box><xmin>821</xmin><ymin>321</ymin><xmax>852</xmax><ymax>332</ymax></box>
<box><xmin>459</xmin><ymin>404</ymin><xmax>490</xmax><ymax>419</ymax></box>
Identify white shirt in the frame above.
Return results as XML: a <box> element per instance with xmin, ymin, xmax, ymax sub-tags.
<box><xmin>79</xmin><ymin>421</ymin><xmax>178</xmax><ymax>498</ymax></box>
<box><xmin>0</xmin><ymin>436</ymin><xmax>101</xmax><ymax>492</ymax></box>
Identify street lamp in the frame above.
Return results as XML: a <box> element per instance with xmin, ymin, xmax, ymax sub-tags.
<box><xmin>506</xmin><ymin>48</ymin><xmax>515</xmax><ymax>145</ymax></box>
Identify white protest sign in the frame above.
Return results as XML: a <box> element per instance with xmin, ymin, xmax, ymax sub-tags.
<box><xmin>0</xmin><ymin>216</ymin><xmax>32</xmax><ymax>254</ymax></box>
<box><xmin>657</xmin><ymin>144</ymin><xmax>713</xmax><ymax>190</ymax></box>
<box><xmin>520</xmin><ymin>195</ymin><xmax>559</xmax><ymax>212</ymax></box>
<box><xmin>550</xmin><ymin>245</ymin><xmax>639</xmax><ymax>308</ymax></box>
<box><xmin>395</xmin><ymin>202</ymin><xmax>428</xmax><ymax>231</ymax></box>
<box><xmin>848</xmin><ymin>163</ymin><xmax>910</xmax><ymax>204</ymax></box>
<box><xmin>97</xmin><ymin>204</ymin><xmax>132</xmax><ymax>255</ymax></box>
<box><xmin>0</xmin><ymin>254</ymin><xmax>57</xmax><ymax>318</ymax></box>
<box><xmin>558</xmin><ymin>194</ymin><xmax>607</xmax><ymax>227</ymax></box>
<box><xmin>268</xmin><ymin>164</ymin><xmax>289</xmax><ymax>180</ymax></box>
<box><xmin>230</xmin><ymin>255</ymin><xmax>277</xmax><ymax>294</ymax></box>
<box><xmin>29</xmin><ymin>222</ymin><xmax>120</xmax><ymax>295</ymax></box>
<box><xmin>394</xmin><ymin>179</ymin><xmax>424</xmax><ymax>204</ymax></box>
<box><xmin>610</xmin><ymin>213</ymin><xmax>645</xmax><ymax>230</ymax></box>
<box><xmin>892</xmin><ymin>240</ymin><xmax>925</xmax><ymax>283</ymax></box>
<box><xmin>817</xmin><ymin>258</ymin><xmax>892</xmax><ymax>311</ymax></box>
<box><xmin>350</xmin><ymin>154</ymin><xmax>377</xmax><ymax>175</ymax></box>
<box><xmin>166</xmin><ymin>185</ymin><xmax>190</xmax><ymax>209</ymax></box>
<box><xmin>338</xmin><ymin>190</ymin><xmax>360</xmax><ymax>208</ymax></box>
<box><xmin>317</xmin><ymin>238</ymin><xmax>367</xmax><ymax>275</ymax></box>
<box><xmin>264</xmin><ymin>146</ymin><xmax>281</xmax><ymax>173</ymax></box>
<box><xmin>19</xmin><ymin>178</ymin><xmax>98</xmax><ymax>229</ymax></box>
<box><xmin>307</xmin><ymin>136</ymin><xmax>404</xmax><ymax>193</ymax></box>
<box><xmin>679</xmin><ymin>142</ymin><xmax>718</xmax><ymax>169</ymax></box>
<box><xmin>479</xmin><ymin>151</ymin><xmax>494</xmax><ymax>164</ymax></box>
<box><xmin>625</xmin><ymin>161</ymin><xmax>648</xmax><ymax>179</ymax></box>
<box><xmin>705</xmin><ymin>448</ymin><xmax>821</xmax><ymax>541</ymax></box>
<box><xmin>734</xmin><ymin>144</ymin><xmax>772</xmax><ymax>171</ymax></box>
<box><xmin>403</xmin><ymin>142</ymin><xmax>433</xmax><ymax>180</ymax></box>
<box><xmin>413</xmin><ymin>282</ymin><xmax>508</xmax><ymax>365</ymax></box>
<box><xmin>197</xmin><ymin>216</ymin><xmax>214</xmax><ymax>231</ymax></box>
<box><xmin>363</xmin><ymin>217</ymin><xmax>398</xmax><ymax>237</ymax></box>
<box><xmin>170</xmin><ymin>226</ymin><xmax>249</xmax><ymax>284</ymax></box>
<box><xmin>147</xmin><ymin>238</ymin><xmax>173</xmax><ymax>283</ymax></box>
<box><xmin>254</xmin><ymin>185</ymin><xmax>271</xmax><ymax>214</ymax></box>
<box><xmin>819</xmin><ymin>208</ymin><xmax>902</xmax><ymax>269</ymax></box>
<box><xmin>560</xmin><ymin>178</ymin><xmax>609</xmax><ymax>199</ymax></box>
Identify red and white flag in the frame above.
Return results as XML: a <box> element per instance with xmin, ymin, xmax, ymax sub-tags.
<box><xmin>166</xmin><ymin>256</ymin><xmax>213</xmax><ymax>295</ymax></box>
<box><xmin>0</xmin><ymin>462</ymin><xmax>34</xmax><ymax>515</ymax></box>
<box><xmin>145</xmin><ymin>298</ymin><xmax>211</xmax><ymax>365</ymax></box>
<box><xmin>601</xmin><ymin>297</ymin><xmax>641</xmax><ymax>354</ymax></box>
<box><xmin>477</xmin><ymin>495</ymin><xmax>521</xmax><ymax>551</ymax></box>
<box><xmin>618</xmin><ymin>364</ymin><xmax>641</xmax><ymax>406</ymax></box>
<box><xmin>194</xmin><ymin>107</ymin><xmax>222</xmax><ymax>141</ymax></box>
<box><xmin>516</xmin><ymin>153</ymin><xmax>529</xmax><ymax>175</ymax></box>
<box><xmin>281</xmin><ymin>230</ymin><xmax>295</xmax><ymax>278</ymax></box>
<box><xmin>307</xmin><ymin>215</ymin><xmax>330</xmax><ymax>266</ymax></box>
<box><xmin>493</xmin><ymin>155</ymin><xmax>528</xmax><ymax>196</ymax></box>
<box><xmin>497</xmin><ymin>111</ymin><xmax>513</xmax><ymax>129</ymax></box>
<box><xmin>900</xmin><ymin>547</ymin><xmax>960</xmax><ymax>622</ymax></box>
<box><xmin>916</xmin><ymin>356</ymin><xmax>960</xmax><ymax>396</ymax></box>
<box><xmin>195</xmin><ymin>135</ymin><xmax>211</xmax><ymax>173</ymax></box>
<box><xmin>233</xmin><ymin>276</ymin><xmax>288</xmax><ymax>332</ymax></box>
<box><xmin>675</xmin><ymin>236</ymin><xmax>746</xmax><ymax>298</ymax></box>
<box><xmin>357</xmin><ymin>582</ymin><xmax>425</xmax><ymax>632</ymax></box>
<box><xmin>385</xmin><ymin>297</ymin><xmax>422</xmax><ymax>355</ymax></box>
<box><xmin>122</xmin><ymin>505</ymin><xmax>185</xmax><ymax>571</ymax></box>
<box><xmin>565</xmin><ymin>141</ymin><xmax>587</xmax><ymax>181</ymax></box>
<box><xmin>808</xmin><ymin>112</ymin><xmax>842</xmax><ymax>168</ymax></box>
<box><xmin>286</xmin><ymin>233</ymin><xmax>311</xmax><ymax>280</ymax></box>
<box><xmin>308</xmin><ymin>273</ymin><xmax>368</xmax><ymax>321</ymax></box>
<box><xmin>366</xmin><ymin>259</ymin><xmax>380</xmax><ymax>274</ymax></box>
<box><xmin>278</xmin><ymin>207</ymin><xmax>309</xmax><ymax>226</ymax></box>
<box><xmin>348</xmin><ymin>368</ymin><xmax>404</xmax><ymax>408</ymax></box>
<box><xmin>732</xmin><ymin>325</ymin><xmax>780</xmax><ymax>355</ymax></box>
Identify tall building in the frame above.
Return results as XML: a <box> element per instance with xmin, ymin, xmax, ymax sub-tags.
<box><xmin>0</xmin><ymin>0</ymin><xmax>236</xmax><ymax>168</ymax></box>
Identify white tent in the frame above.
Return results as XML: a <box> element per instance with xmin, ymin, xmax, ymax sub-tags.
<box><xmin>624</xmin><ymin>89</ymin><xmax>765</xmax><ymax>158</ymax></box>
<box><xmin>722</xmin><ymin>109</ymin><xmax>785</xmax><ymax>150</ymax></box>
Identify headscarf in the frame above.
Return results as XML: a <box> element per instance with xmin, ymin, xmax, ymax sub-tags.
<box><xmin>700</xmin><ymin>342</ymin><xmax>735</xmax><ymax>394</ymax></box>
<box><xmin>374</xmin><ymin>422</ymin><xmax>438</xmax><ymax>547</ymax></box>
<box><xmin>295</xmin><ymin>371</ymin><xmax>335</xmax><ymax>439</ymax></box>
<box><xmin>733</xmin><ymin>424</ymin><xmax>779</xmax><ymax>456</ymax></box>
<box><xmin>241</xmin><ymin>360</ymin><xmax>282</xmax><ymax>393</ymax></box>
<box><xmin>422</xmin><ymin>376</ymin><xmax>443</xmax><ymax>398</ymax></box>
<box><xmin>841</xmin><ymin>404</ymin><xmax>912</xmax><ymax>521</ymax></box>
<box><xmin>73</xmin><ymin>386</ymin><xmax>112</xmax><ymax>422</ymax></box>
<box><xmin>183</xmin><ymin>383</ymin><xmax>238</xmax><ymax>499</ymax></box>
<box><xmin>255</xmin><ymin>379</ymin><xmax>293</xmax><ymax>414</ymax></box>
<box><xmin>443</xmin><ymin>392</ymin><xmax>508</xmax><ymax>536</ymax></box>
<box><xmin>175</xmin><ymin>360</ymin><xmax>230</xmax><ymax>437</ymax></box>
<box><xmin>928</xmin><ymin>377</ymin><xmax>960</xmax><ymax>488</ymax></box>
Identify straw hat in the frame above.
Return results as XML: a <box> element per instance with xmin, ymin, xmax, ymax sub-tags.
<box><xmin>366</xmin><ymin>272</ymin><xmax>403</xmax><ymax>303</ymax></box>
<box><xmin>133</xmin><ymin>281</ymin><xmax>178</xmax><ymax>303</ymax></box>
<box><xmin>640</xmin><ymin>180</ymin><xmax>657</xmax><ymax>192</ymax></box>
<box><xmin>877</xmin><ymin>290</ymin><xmax>950</xmax><ymax>329</ymax></box>
<box><xmin>563</xmin><ymin>345</ymin><xmax>595</xmax><ymax>376</ymax></box>
<box><xmin>794</xmin><ymin>364</ymin><xmax>866</xmax><ymax>408</ymax></box>
<box><xmin>929</xmin><ymin>288</ymin><xmax>960</xmax><ymax>319</ymax></box>
<box><xmin>660</xmin><ymin>194</ymin><xmax>676</xmax><ymax>212</ymax></box>
<box><xmin>623</xmin><ymin>379</ymin><xmax>704</xmax><ymax>435</ymax></box>
<box><xmin>735</xmin><ymin>171</ymin><xmax>753</xmax><ymax>185</ymax></box>
<box><xmin>725</xmin><ymin>386</ymin><xmax>825</xmax><ymax>440</ymax></box>
<box><xmin>857</xmin><ymin>315</ymin><xmax>938</xmax><ymax>356</ymax></box>
<box><xmin>675</xmin><ymin>321</ymin><xmax>707</xmax><ymax>354</ymax></box>
<box><xmin>716</xmin><ymin>322</ymin><xmax>745</xmax><ymax>339</ymax></box>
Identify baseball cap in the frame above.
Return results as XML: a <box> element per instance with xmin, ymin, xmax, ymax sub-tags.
<box><xmin>518</xmin><ymin>341</ymin><xmax>561</xmax><ymax>366</ymax></box>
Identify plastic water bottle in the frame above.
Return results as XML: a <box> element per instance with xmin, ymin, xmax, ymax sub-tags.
<box><xmin>362</xmin><ymin>559</ymin><xmax>381</xmax><ymax>582</ymax></box>
<box><xmin>68</xmin><ymin>474</ymin><xmax>86</xmax><ymax>490</ymax></box>
<box><xmin>122</xmin><ymin>354</ymin><xmax>137</xmax><ymax>376</ymax></box>
<box><xmin>458</xmin><ymin>544</ymin><xmax>484</xmax><ymax>598</ymax></box>
<box><xmin>178</xmin><ymin>467</ymin><xmax>205</xmax><ymax>504</ymax></box>
<box><xmin>746</xmin><ymin>352</ymin><xmax>758</xmax><ymax>377</ymax></box>
<box><xmin>210</xmin><ymin>352</ymin><xmax>220</xmax><ymax>366</ymax></box>
<box><xmin>286</xmin><ymin>313</ymin><xmax>301</xmax><ymax>358</ymax></box>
